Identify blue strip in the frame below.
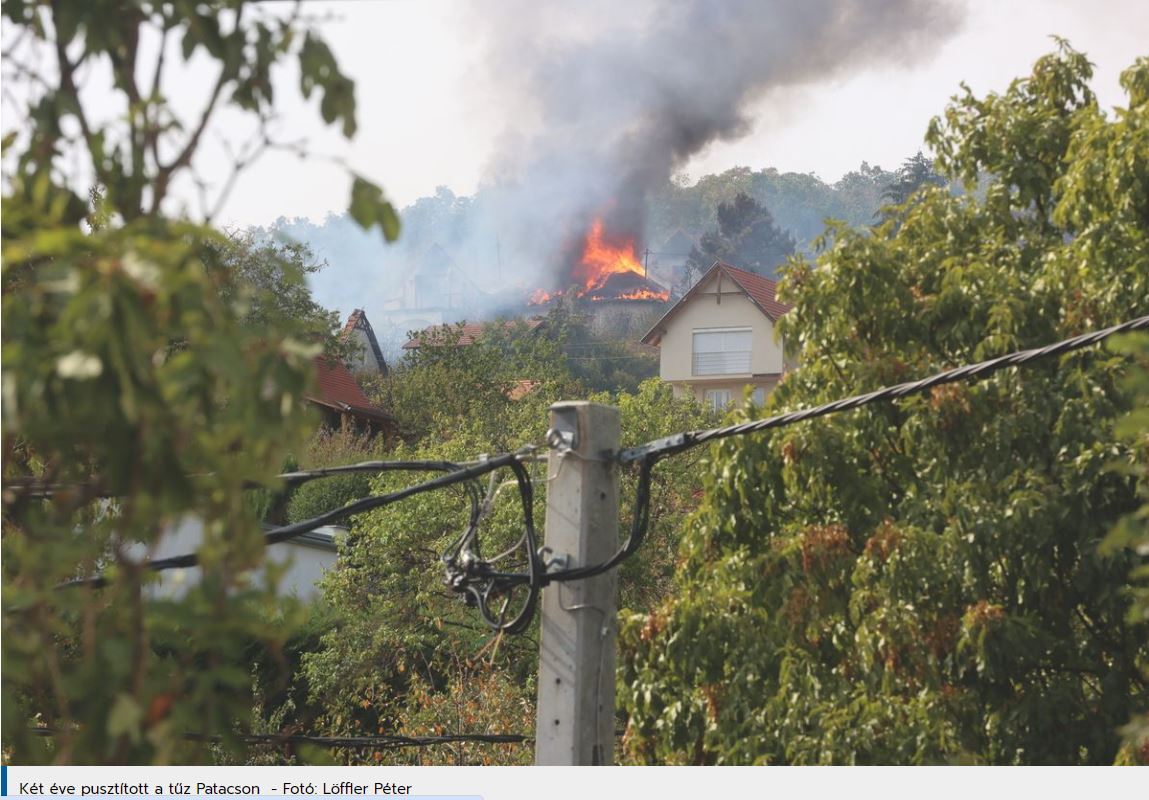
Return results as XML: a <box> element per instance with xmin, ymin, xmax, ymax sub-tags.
<box><xmin>2</xmin><ymin>764</ymin><xmax>7</xmax><ymax>796</ymax></box>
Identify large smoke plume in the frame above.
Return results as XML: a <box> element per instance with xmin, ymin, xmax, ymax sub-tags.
<box><xmin>462</xmin><ymin>0</ymin><xmax>962</xmax><ymax>288</ymax></box>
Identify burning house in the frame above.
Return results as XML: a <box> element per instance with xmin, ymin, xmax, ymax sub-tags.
<box><xmin>529</xmin><ymin>219</ymin><xmax>670</xmax><ymax>338</ymax></box>
<box><xmin>382</xmin><ymin>243</ymin><xmax>487</xmax><ymax>332</ymax></box>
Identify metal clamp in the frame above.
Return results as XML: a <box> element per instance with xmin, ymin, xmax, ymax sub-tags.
<box><xmin>545</xmin><ymin>405</ymin><xmax>579</xmax><ymax>454</ymax></box>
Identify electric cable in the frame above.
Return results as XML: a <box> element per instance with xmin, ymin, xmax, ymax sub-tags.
<box><xmin>32</xmin><ymin>314</ymin><xmax>1149</xmax><ymax>634</ymax></box>
<box><xmin>27</xmin><ymin>727</ymin><xmax>529</xmax><ymax>750</ymax></box>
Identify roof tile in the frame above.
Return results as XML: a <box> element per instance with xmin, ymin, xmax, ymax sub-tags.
<box><xmin>305</xmin><ymin>356</ymin><xmax>393</xmax><ymax>420</ymax></box>
<box><xmin>718</xmin><ymin>263</ymin><xmax>791</xmax><ymax>321</ymax></box>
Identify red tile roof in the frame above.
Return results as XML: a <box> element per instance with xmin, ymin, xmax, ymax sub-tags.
<box><xmin>341</xmin><ymin>309</ymin><xmax>365</xmax><ymax>336</ymax></box>
<box><xmin>507</xmin><ymin>379</ymin><xmax>541</xmax><ymax>400</ymax></box>
<box><xmin>640</xmin><ymin>261</ymin><xmax>792</xmax><ymax>345</ymax></box>
<box><xmin>305</xmin><ymin>356</ymin><xmax>393</xmax><ymax>421</ymax></box>
<box><xmin>719</xmin><ymin>263</ymin><xmax>791</xmax><ymax>321</ymax></box>
<box><xmin>402</xmin><ymin>318</ymin><xmax>545</xmax><ymax>350</ymax></box>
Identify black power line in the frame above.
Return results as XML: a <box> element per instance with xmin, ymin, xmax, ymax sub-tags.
<box><xmin>36</xmin><ymin>314</ymin><xmax>1149</xmax><ymax>633</ymax></box>
<box><xmin>547</xmin><ymin>313</ymin><xmax>1149</xmax><ymax>586</ymax></box>
<box><xmin>57</xmin><ymin>450</ymin><xmax>545</xmax><ymax>634</ymax></box>
<box><xmin>28</xmin><ymin>728</ymin><xmax>529</xmax><ymax>751</ymax></box>
<box><xmin>620</xmin><ymin>313</ymin><xmax>1149</xmax><ymax>463</ymax></box>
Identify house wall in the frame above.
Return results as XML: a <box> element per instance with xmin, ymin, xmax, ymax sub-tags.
<box><xmin>657</xmin><ymin>271</ymin><xmax>784</xmax><ymax>383</ymax></box>
<box><xmin>670</xmin><ymin>376</ymin><xmax>782</xmax><ymax>407</ymax></box>
<box><xmin>346</xmin><ymin>326</ymin><xmax>379</xmax><ymax>374</ymax></box>
<box><xmin>143</xmin><ymin>516</ymin><xmax>340</xmax><ymax>602</ymax></box>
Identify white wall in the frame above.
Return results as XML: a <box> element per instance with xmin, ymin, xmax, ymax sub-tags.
<box><xmin>346</xmin><ymin>326</ymin><xmax>379</xmax><ymax>373</ymax></box>
<box><xmin>143</xmin><ymin>516</ymin><xmax>340</xmax><ymax>602</ymax></box>
<box><xmin>657</xmin><ymin>271</ymin><xmax>784</xmax><ymax>382</ymax></box>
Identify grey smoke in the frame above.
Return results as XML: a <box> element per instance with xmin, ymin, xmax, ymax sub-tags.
<box><xmin>463</xmin><ymin>0</ymin><xmax>964</xmax><ymax>287</ymax></box>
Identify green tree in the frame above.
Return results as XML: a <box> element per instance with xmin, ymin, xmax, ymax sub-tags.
<box><xmin>620</xmin><ymin>46</ymin><xmax>1149</xmax><ymax>765</ymax></box>
<box><xmin>270</xmin><ymin>314</ymin><xmax>710</xmax><ymax>764</ymax></box>
<box><xmin>880</xmin><ymin>150</ymin><xmax>946</xmax><ymax>210</ymax></box>
<box><xmin>1103</xmin><ymin>333</ymin><xmax>1149</xmax><ymax>762</ymax></box>
<box><xmin>684</xmin><ymin>191</ymin><xmax>796</xmax><ymax>282</ymax></box>
<box><xmin>218</xmin><ymin>231</ymin><xmax>356</xmax><ymax>363</ymax></box>
<box><xmin>2</xmin><ymin>0</ymin><xmax>398</xmax><ymax>764</ymax></box>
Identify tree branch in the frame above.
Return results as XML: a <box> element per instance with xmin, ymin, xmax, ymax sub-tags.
<box><xmin>153</xmin><ymin>0</ymin><xmax>246</xmax><ymax>214</ymax></box>
<box><xmin>145</xmin><ymin>22</ymin><xmax>169</xmax><ymax>174</ymax></box>
<box><xmin>48</xmin><ymin>0</ymin><xmax>109</xmax><ymax>192</ymax></box>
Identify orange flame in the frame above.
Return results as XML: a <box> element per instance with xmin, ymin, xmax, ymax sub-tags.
<box><xmin>528</xmin><ymin>218</ymin><xmax>670</xmax><ymax>305</ymax></box>
<box><xmin>614</xmin><ymin>288</ymin><xmax>668</xmax><ymax>301</ymax></box>
<box><xmin>528</xmin><ymin>288</ymin><xmax>557</xmax><ymax>305</ymax></box>
<box><xmin>574</xmin><ymin>219</ymin><xmax>646</xmax><ymax>293</ymax></box>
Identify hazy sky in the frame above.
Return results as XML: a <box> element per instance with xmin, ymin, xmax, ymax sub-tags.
<box><xmin>182</xmin><ymin>0</ymin><xmax>1148</xmax><ymax>227</ymax></box>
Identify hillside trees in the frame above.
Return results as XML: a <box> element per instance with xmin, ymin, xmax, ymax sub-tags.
<box><xmin>620</xmin><ymin>46</ymin><xmax>1149</xmax><ymax>765</ymax></box>
<box><xmin>220</xmin><ymin>232</ymin><xmax>357</xmax><ymax>363</ymax></box>
<box><xmin>684</xmin><ymin>191</ymin><xmax>796</xmax><ymax>281</ymax></box>
<box><xmin>287</xmin><ymin>319</ymin><xmax>711</xmax><ymax>764</ymax></box>
<box><xmin>2</xmin><ymin>0</ymin><xmax>398</xmax><ymax>763</ymax></box>
<box><xmin>645</xmin><ymin>163</ymin><xmax>896</xmax><ymax>253</ymax></box>
<box><xmin>880</xmin><ymin>150</ymin><xmax>947</xmax><ymax>208</ymax></box>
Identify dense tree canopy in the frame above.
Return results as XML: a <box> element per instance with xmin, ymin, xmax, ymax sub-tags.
<box><xmin>880</xmin><ymin>150</ymin><xmax>947</xmax><ymax>209</ymax></box>
<box><xmin>620</xmin><ymin>46</ymin><xmax>1149</xmax><ymax>765</ymax></box>
<box><xmin>1</xmin><ymin>0</ymin><xmax>397</xmax><ymax>764</ymax></box>
<box><xmin>684</xmin><ymin>191</ymin><xmax>796</xmax><ymax>281</ymax></box>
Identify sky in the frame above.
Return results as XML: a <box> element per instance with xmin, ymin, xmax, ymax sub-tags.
<box><xmin>2</xmin><ymin>1</ymin><xmax>1142</xmax><ymax>227</ymax></box>
<box><xmin>199</xmin><ymin>0</ymin><xmax>1149</xmax><ymax>229</ymax></box>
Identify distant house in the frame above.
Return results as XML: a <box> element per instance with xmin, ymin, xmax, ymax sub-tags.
<box><xmin>402</xmin><ymin>318</ymin><xmax>546</xmax><ymax>351</ymax></box>
<box><xmin>383</xmin><ymin>243</ymin><xmax>487</xmax><ymax>331</ymax></box>
<box><xmin>306</xmin><ymin>356</ymin><xmax>396</xmax><ymax>438</ymax></box>
<box><xmin>146</xmin><ymin>517</ymin><xmax>342</xmax><ymax>602</ymax></box>
<box><xmin>641</xmin><ymin>261</ymin><xmax>792</xmax><ymax>412</ymax></box>
<box><xmin>650</xmin><ymin>229</ymin><xmax>696</xmax><ymax>293</ymax></box>
<box><xmin>151</xmin><ymin>352</ymin><xmax>393</xmax><ymax>604</ymax></box>
<box><xmin>341</xmin><ymin>309</ymin><xmax>388</xmax><ymax>375</ymax></box>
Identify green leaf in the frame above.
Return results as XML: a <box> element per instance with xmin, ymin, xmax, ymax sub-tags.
<box><xmin>348</xmin><ymin>176</ymin><xmax>401</xmax><ymax>241</ymax></box>
<box><xmin>107</xmin><ymin>694</ymin><xmax>143</xmax><ymax>742</ymax></box>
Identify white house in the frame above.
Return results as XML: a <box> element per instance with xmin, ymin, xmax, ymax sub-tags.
<box><xmin>144</xmin><ymin>517</ymin><xmax>343</xmax><ymax>602</ymax></box>
<box><xmin>640</xmin><ymin>261</ymin><xmax>792</xmax><ymax>411</ymax></box>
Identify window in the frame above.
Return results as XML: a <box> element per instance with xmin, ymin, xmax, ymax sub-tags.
<box><xmin>693</xmin><ymin>328</ymin><xmax>751</xmax><ymax>375</ymax></box>
<box><xmin>751</xmin><ymin>386</ymin><xmax>766</xmax><ymax>407</ymax></box>
<box><xmin>704</xmin><ymin>389</ymin><xmax>732</xmax><ymax>412</ymax></box>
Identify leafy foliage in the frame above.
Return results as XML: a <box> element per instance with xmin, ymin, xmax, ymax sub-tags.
<box><xmin>218</xmin><ymin>231</ymin><xmax>356</xmax><ymax>364</ymax></box>
<box><xmin>620</xmin><ymin>46</ymin><xmax>1149</xmax><ymax>765</ymax></box>
<box><xmin>684</xmin><ymin>191</ymin><xmax>796</xmax><ymax>282</ymax></box>
<box><xmin>879</xmin><ymin>150</ymin><xmax>947</xmax><ymax>210</ymax></box>
<box><xmin>285</xmin><ymin>429</ymin><xmax>389</xmax><ymax>526</ymax></box>
<box><xmin>2</xmin><ymin>0</ymin><xmax>397</xmax><ymax>764</ymax></box>
<box><xmin>1103</xmin><ymin>333</ymin><xmax>1149</xmax><ymax>761</ymax></box>
<box><xmin>286</xmin><ymin>312</ymin><xmax>711</xmax><ymax>763</ymax></box>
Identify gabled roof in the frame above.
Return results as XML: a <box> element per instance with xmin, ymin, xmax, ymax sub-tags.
<box><xmin>415</xmin><ymin>242</ymin><xmax>456</xmax><ymax>275</ymax></box>
<box><xmin>640</xmin><ymin>261</ymin><xmax>791</xmax><ymax>346</ymax></box>
<box><xmin>342</xmin><ymin>308</ymin><xmax>388</xmax><ymax>374</ymax></box>
<box><xmin>402</xmin><ymin>318</ymin><xmax>546</xmax><ymax>350</ymax></box>
<box><xmin>660</xmin><ymin>229</ymin><xmax>696</xmax><ymax>255</ymax></box>
<box><xmin>306</xmin><ymin>356</ymin><xmax>394</xmax><ymax>422</ymax></box>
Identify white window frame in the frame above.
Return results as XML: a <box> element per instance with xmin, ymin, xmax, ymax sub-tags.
<box><xmin>692</xmin><ymin>327</ymin><xmax>752</xmax><ymax>376</ymax></box>
<box><xmin>704</xmin><ymin>389</ymin><xmax>733</xmax><ymax>413</ymax></box>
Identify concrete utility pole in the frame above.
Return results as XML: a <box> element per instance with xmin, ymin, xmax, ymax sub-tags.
<box><xmin>535</xmin><ymin>401</ymin><xmax>621</xmax><ymax>766</ymax></box>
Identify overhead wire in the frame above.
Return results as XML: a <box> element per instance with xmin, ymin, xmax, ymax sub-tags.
<box><xmin>620</xmin><ymin>313</ymin><xmax>1149</xmax><ymax>463</ymax></box>
<box><xmin>30</xmin><ymin>314</ymin><xmax>1149</xmax><ymax>630</ymax></box>
<box><xmin>27</xmin><ymin>727</ymin><xmax>530</xmax><ymax>751</ymax></box>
